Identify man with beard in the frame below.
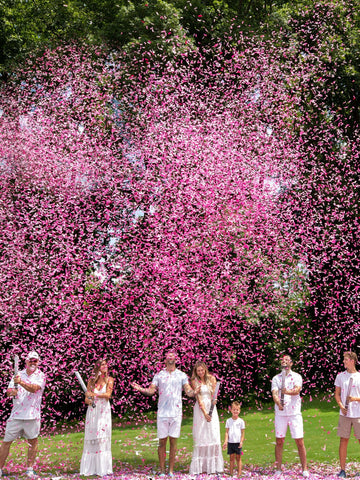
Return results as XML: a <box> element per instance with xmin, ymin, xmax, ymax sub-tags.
<box><xmin>0</xmin><ymin>351</ymin><xmax>46</xmax><ymax>478</ymax></box>
<box><xmin>132</xmin><ymin>351</ymin><xmax>199</xmax><ymax>476</ymax></box>
<box><xmin>271</xmin><ymin>354</ymin><xmax>309</xmax><ymax>477</ymax></box>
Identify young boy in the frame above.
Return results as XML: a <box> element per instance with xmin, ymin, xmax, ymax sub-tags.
<box><xmin>223</xmin><ymin>401</ymin><xmax>245</xmax><ymax>477</ymax></box>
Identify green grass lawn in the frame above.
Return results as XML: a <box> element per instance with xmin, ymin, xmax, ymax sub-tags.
<box><xmin>5</xmin><ymin>396</ymin><xmax>360</xmax><ymax>475</ymax></box>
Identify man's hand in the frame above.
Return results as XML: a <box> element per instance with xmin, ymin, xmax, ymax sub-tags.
<box><xmin>193</xmin><ymin>384</ymin><xmax>201</xmax><ymax>395</ymax></box>
<box><xmin>131</xmin><ymin>382</ymin><xmax>141</xmax><ymax>391</ymax></box>
<box><xmin>131</xmin><ymin>382</ymin><xmax>156</xmax><ymax>396</ymax></box>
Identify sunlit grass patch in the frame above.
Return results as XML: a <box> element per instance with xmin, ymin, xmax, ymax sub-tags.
<box><xmin>4</xmin><ymin>397</ymin><xmax>360</xmax><ymax>477</ymax></box>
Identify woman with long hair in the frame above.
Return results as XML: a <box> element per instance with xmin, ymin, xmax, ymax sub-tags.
<box><xmin>80</xmin><ymin>358</ymin><xmax>114</xmax><ymax>476</ymax></box>
<box><xmin>189</xmin><ymin>361</ymin><xmax>224</xmax><ymax>475</ymax></box>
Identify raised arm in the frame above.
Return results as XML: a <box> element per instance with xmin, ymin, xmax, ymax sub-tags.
<box><xmin>131</xmin><ymin>381</ymin><xmax>157</xmax><ymax>396</ymax></box>
<box><xmin>13</xmin><ymin>374</ymin><xmax>42</xmax><ymax>394</ymax></box>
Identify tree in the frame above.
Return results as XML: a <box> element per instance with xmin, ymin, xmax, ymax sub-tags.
<box><xmin>0</xmin><ymin>41</ymin><xmax>312</xmax><ymax>423</ymax></box>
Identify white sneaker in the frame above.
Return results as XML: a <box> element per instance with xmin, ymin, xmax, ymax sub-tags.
<box><xmin>302</xmin><ymin>471</ymin><xmax>310</xmax><ymax>478</ymax></box>
<box><xmin>274</xmin><ymin>471</ymin><xmax>282</xmax><ymax>477</ymax></box>
<box><xmin>26</xmin><ymin>469</ymin><xmax>36</xmax><ymax>478</ymax></box>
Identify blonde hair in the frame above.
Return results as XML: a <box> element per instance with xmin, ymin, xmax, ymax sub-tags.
<box><xmin>344</xmin><ymin>351</ymin><xmax>358</xmax><ymax>363</ymax></box>
<box><xmin>191</xmin><ymin>361</ymin><xmax>213</xmax><ymax>394</ymax></box>
<box><xmin>231</xmin><ymin>401</ymin><xmax>241</xmax><ymax>409</ymax></box>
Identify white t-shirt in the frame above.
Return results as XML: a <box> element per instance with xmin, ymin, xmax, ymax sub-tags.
<box><xmin>152</xmin><ymin>368</ymin><xmax>188</xmax><ymax>418</ymax></box>
<box><xmin>271</xmin><ymin>370</ymin><xmax>302</xmax><ymax>416</ymax></box>
<box><xmin>8</xmin><ymin>368</ymin><xmax>46</xmax><ymax>420</ymax></box>
<box><xmin>225</xmin><ymin>417</ymin><xmax>245</xmax><ymax>443</ymax></box>
<box><xmin>334</xmin><ymin>370</ymin><xmax>360</xmax><ymax>418</ymax></box>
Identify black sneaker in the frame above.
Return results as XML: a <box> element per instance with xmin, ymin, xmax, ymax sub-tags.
<box><xmin>337</xmin><ymin>470</ymin><xmax>346</xmax><ymax>478</ymax></box>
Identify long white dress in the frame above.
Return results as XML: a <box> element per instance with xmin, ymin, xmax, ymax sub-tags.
<box><xmin>80</xmin><ymin>384</ymin><xmax>113</xmax><ymax>476</ymax></box>
<box><xmin>189</xmin><ymin>384</ymin><xmax>224</xmax><ymax>474</ymax></box>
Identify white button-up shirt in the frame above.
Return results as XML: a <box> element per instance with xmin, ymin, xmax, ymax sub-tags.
<box><xmin>8</xmin><ymin>368</ymin><xmax>46</xmax><ymax>420</ymax></box>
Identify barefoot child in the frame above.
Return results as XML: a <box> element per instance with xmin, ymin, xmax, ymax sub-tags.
<box><xmin>222</xmin><ymin>401</ymin><xmax>245</xmax><ymax>476</ymax></box>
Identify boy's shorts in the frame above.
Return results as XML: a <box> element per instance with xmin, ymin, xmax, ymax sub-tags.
<box><xmin>227</xmin><ymin>442</ymin><xmax>242</xmax><ymax>455</ymax></box>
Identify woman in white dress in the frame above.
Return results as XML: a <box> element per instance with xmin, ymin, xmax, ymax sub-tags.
<box><xmin>189</xmin><ymin>361</ymin><xmax>224</xmax><ymax>475</ymax></box>
<box><xmin>80</xmin><ymin>359</ymin><xmax>114</xmax><ymax>476</ymax></box>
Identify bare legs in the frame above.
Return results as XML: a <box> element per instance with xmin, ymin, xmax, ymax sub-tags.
<box><xmin>27</xmin><ymin>438</ymin><xmax>38</xmax><ymax>468</ymax></box>
<box><xmin>339</xmin><ymin>437</ymin><xmax>349</xmax><ymax>471</ymax></box>
<box><xmin>0</xmin><ymin>438</ymin><xmax>38</xmax><ymax>472</ymax></box>
<box><xmin>275</xmin><ymin>437</ymin><xmax>285</xmax><ymax>471</ymax></box>
<box><xmin>169</xmin><ymin>437</ymin><xmax>177</xmax><ymax>474</ymax></box>
<box><xmin>295</xmin><ymin>438</ymin><xmax>307</xmax><ymax>471</ymax></box>
<box><xmin>0</xmin><ymin>441</ymin><xmax>12</xmax><ymax>470</ymax></box>
<box><xmin>229</xmin><ymin>453</ymin><xmax>242</xmax><ymax>476</ymax></box>
<box><xmin>158</xmin><ymin>436</ymin><xmax>177</xmax><ymax>474</ymax></box>
<box><xmin>158</xmin><ymin>438</ymin><xmax>167</xmax><ymax>473</ymax></box>
<box><xmin>275</xmin><ymin>437</ymin><xmax>307</xmax><ymax>472</ymax></box>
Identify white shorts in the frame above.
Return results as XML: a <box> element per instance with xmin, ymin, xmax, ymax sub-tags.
<box><xmin>275</xmin><ymin>414</ymin><xmax>304</xmax><ymax>439</ymax></box>
<box><xmin>157</xmin><ymin>416</ymin><xmax>182</xmax><ymax>439</ymax></box>
<box><xmin>3</xmin><ymin>419</ymin><xmax>41</xmax><ymax>442</ymax></box>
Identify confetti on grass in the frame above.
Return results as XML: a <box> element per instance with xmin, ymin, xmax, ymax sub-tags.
<box><xmin>0</xmin><ymin>0</ymin><xmax>359</xmax><ymax>437</ymax></box>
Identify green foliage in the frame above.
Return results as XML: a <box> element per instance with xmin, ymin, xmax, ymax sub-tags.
<box><xmin>266</xmin><ymin>0</ymin><xmax>360</xmax><ymax>135</ymax></box>
<box><xmin>0</xmin><ymin>0</ymin><xmax>84</xmax><ymax>73</ymax></box>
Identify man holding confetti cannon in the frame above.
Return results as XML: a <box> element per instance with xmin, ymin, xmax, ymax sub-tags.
<box><xmin>131</xmin><ymin>350</ymin><xmax>200</xmax><ymax>477</ymax></box>
<box><xmin>0</xmin><ymin>351</ymin><xmax>46</xmax><ymax>478</ymax></box>
<box><xmin>334</xmin><ymin>351</ymin><xmax>360</xmax><ymax>478</ymax></box>
<box><xmin>271</xmin><ymin>354</ymin><xmax>309</xmax><ymax>477</ymax></box>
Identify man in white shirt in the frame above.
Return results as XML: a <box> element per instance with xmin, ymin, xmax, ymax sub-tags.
<box><xmin>0</xmin><ymin>351</ymin><xmax>46</xmax><ymax>478</ymax></box>
<box><xmin>271</xmin><ymin>354</ymin><xmax>309</xmax><ymax>477</ymax></box>
<box><xmin>132</xmin><ymin>351</ymin><xmax>199</xmax><ymax>476</ymax></box>
<box><xmin>334</xmin><ymin>351</ymin><xmax>360</xmax><ymax>478</ymax></box>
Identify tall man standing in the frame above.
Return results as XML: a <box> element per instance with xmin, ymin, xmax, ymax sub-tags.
<box><xmin>132</xmin><ymin>351</ymin><xmax>199</xmax><ymax>476</ymax></box>
<box><xmin>0</xmin><ymin>351</ymin><xmax>46</xmax><ymax>478</ymax></box>
<box><xmin>334</xmin><ymin>351</ymin><xmax>360</xmax><ymax>478</ymax></box>
<box><xmin>271</xmin><ymin>354</ymin><xmax>309</xmax><ymax>477</ymax></box>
